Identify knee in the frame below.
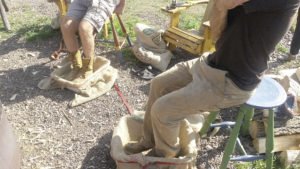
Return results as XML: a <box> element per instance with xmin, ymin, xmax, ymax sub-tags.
<box><xmin>151</xmin><ymin>99</ymin><xmax>169</xmax><ymax>123</ymax></box>
<box><xmin>60</xmin><ymin>18</ymin><xmax>72</xmax><ymax>33</ymax></box>
<box><xmin>78</xmin><ymin>21</ymin><xmax>94</xmax><ymax>36</ymax></box>
<box><xmin>150</xmin><ymin>76</ymin><xmax>164</xmax><ymax>92</ymax></box>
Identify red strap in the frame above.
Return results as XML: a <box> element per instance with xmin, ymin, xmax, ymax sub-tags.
<box><xmin>114</xmin><ymin>83</ymin><xmax>134</xmax><ymax>114</ymax></box>
<box><xmin>117</xmin><ymin>160</ymin><xmax>188</xmax><ymax>169</ymax></box>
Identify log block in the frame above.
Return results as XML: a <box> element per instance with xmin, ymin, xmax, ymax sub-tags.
<box><xmin>280</xmin><ymin>150</ymin><xmax>300</xmax><ymax>169</ymax></box>
<box><xmin>253</xmin><ymin>134</ymin><xmax>300</xmax><ymax>153</ymax></box>
<box><xmin>249</xmin><ymin>116</ymin><xmax>300</xmax><ymax>139</ymax></box>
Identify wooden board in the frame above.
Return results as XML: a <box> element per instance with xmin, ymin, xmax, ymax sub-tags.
<box><xmin>164</xmin><ymin>27</ymin><xmax>204</xmax><ymax>54</ymax></box>
<box><xmin>280</xmin><ymin>150</ymin><xmax>300</xmax><ymax>169</ymax></box>
<box><xmin>253</xmin><ymin>134</ymin><xmax>300</xmax><ymax>153</ymax></box>
<box><xmin>249</xmin><ymin>116</ymin><xmax>300</xmax><ymax>139</ymax></box>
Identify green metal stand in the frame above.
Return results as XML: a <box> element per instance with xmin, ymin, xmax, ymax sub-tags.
<box><xmin>199</xmin><ymin>111</ymin><xmax>218</xmax><ymax>137</ymax></box>
<box><xmin>219</xmin><ymin>106</ymin><xmax>245</xmax><ymax>169</ymax></box>
<box><xmin>240</xmin><ymin>106</ymin><xmax>254</xmax><ymax>136</ymax></box>
<box><xmin>266</xmin><ymin>109</ymin><xmax>274</xmax><ymax>169</ymax></box>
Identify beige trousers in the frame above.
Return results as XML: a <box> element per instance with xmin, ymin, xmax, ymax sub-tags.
<box><xmin>141</xmin><ymin>54</ymin><xmax>253</xmax><ymax>158</ymax></box>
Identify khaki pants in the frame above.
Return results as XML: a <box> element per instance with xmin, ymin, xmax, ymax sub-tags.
<box><xmin>142</xmin><ymin>54</ymin><xmax>253</xmax><ymax>157</ymax></box>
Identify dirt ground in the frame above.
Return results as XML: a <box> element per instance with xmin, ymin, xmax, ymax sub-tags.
<box><xmin>0</xmin><ymin>0</ymin><xmax>296</xmax><ymax>169</ymax></box>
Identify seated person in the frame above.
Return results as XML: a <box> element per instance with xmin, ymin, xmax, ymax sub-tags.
<box><xmin>60</xmin><ymin>0</ymin><xmax>125</xmax><ymax>81</ymax></box>
<box><xmin>126</xmin><ymin>0</ymin><xmax>300</xmax><ymax>158</ymax></box>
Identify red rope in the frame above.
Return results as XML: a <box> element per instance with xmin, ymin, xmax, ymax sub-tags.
<box><xmin>117</xmin><ymin>160</ymin><xmax>189</xmax><ymax>169</ymax></box>
<box><xmin>114</xmin><ymin>83</ymin><xmax>134</xmax><ymax>114</ymax></box>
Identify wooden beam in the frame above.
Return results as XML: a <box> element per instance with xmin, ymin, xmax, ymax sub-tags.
<box><xmin>280</xmin><ymin>150</ymin><xmax>300</xmax><ymax>169</ymax></box>
<box><xmin>249</xmin><ymin>116</ymin><xmax>300</xmax><ymax>139</ymax></box>
<box><xmin>253</xmin><ymin>134</ymin><xmax>300</xmax><ymax>153</ymax></box>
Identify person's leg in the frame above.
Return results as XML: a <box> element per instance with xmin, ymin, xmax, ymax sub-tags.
<box><xmin>125</xmin><ymin>59</ymin><xmax>196</xmax><ymax>154</ymax></box>
<box><xmin>77</xmin><ymin>20</ymin><xmax>95</xmax><ymax>78</ymax></box>
<box><xmin>60</xmin><ymin>0</ymin><xmax>88</xmax><ymax>79</ymax></box>
<box><xmin>61</xmin><ymin>17</ymin><xmax>80</xmax><ymax>53</ymax></box>
<box><xmin>150</xmin><ymin>57</ymin><xmax>251</xmax><ymax>157</ymax></box>
<box><xmin>74</xmin><ymin>2</ymin><xmax>116</xmax><ymax>79</ymax></box>
<box><xmin>60</xmin><ymin>17</ymin><xmax>82</xmax><ymax>80</ymax></box>
<box><xmin>290</xmin><ymin>9</ymin><xmax>300</xmax><ymax>57</ymax></box>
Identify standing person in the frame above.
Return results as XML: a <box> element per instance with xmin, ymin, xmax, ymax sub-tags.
<box><xmin>279</xmin><ymin>8</ymin><xmax>300</xmax><ymax>61</ymax></box>
<box><xmin>126</xmin><ymin>0</ymin><xmax>300</xmax><ymax>158</ymax></box>
<box><xmin>60</xmin><ymin>0</ymin><xmax>125</xmax><ymax>81</ymax></box>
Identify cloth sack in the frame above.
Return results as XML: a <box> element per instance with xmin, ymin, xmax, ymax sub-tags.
<box><xmin>133</xmin><ymin>23</ymin><xmax>173</xmax><ymax>71</ymax></box>
<box><xmin>132</xmin><ymin>42</ymin><xmax>172</xmax><ymax>72</ymax></box>
<box><xmin>134</xmin><ymin>23</ymin><xmax>167</xmax><ymax>53</ymax></box>
<box><xmin>38</xmin><ymin>56</ymin><xmax>118</xmax><ymax>107</ymax></box>
<box><xmin>110</xmin><ymin>113</ymin><xmax>205</xmax><ymax>169</ymax></box>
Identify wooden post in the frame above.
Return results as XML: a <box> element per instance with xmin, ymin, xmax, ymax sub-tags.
<box><xmin>55</xmin><ymin>0</ymin><xmax>68</xmax><ymax>16</ymax></box>
<box><xmin>170</xmin><ymin>12</ymin><xmax>180</xmax><ymax>27</ymax></box>
<box><xmin>102</xmin><ymin>20</ymin><xmax>109</xmax><ymax>39</ymax></box>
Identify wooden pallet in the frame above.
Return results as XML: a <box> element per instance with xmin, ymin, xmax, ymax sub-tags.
<box><xmin>163</xmin><ymin>27</ymin><xmax>204</xmax><ymax>55</ymax></box>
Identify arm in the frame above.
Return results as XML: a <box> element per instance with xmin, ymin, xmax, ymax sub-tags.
<box><xmin>114</xmin><ymin>0</ymin><xmax>125</xmax><ymax>15</ymax></box>
<box><xmin>216</xmin><ymin>0</ymin><xmax>249</xmax><ymax>11</ymax></box>
<box><xmin>243</xmin><ymin>0</ymin><xmax>291</xmax><ymax>13</ymax></box>
<box><xmin>210</xmin><ymin>0</ymin><xmax>248</xmax><ymax>42</ymax></box>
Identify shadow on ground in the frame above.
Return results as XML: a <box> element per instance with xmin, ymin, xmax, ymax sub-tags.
<box><xmin>0</xmin><ymin>25</ymin><xmax>60</xmax><ymax>58</ymax></box>
<box><xmin>81</xmin><ymin>131</ymin><xmax>116</xmax><ymax>169</ymax></box>
<box><xmin>0</xmin><ymin>62</ymin><xmax>73</xmax><ymax>106</ymax></box>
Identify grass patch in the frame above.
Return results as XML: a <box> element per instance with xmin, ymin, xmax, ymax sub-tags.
<box><xmin>290</xmin><ymin>14</ymin><xmax>298</xmax><ymax>33</ymax></box>
<box><xmin>179</xmin><ymin>14</ymin><xmax>200</xmax><ymax>30</ymax></box>
<box><xmin>178</xmin><ymin>5</ymin><xmax>206</xmax><ymax>31</ymax></box>
<box><xmin>276</xmin><ymin>43</ymin><xmax>289</xmax><ymax>54</ymax></box>
<box><xmin>234</xmin><ymin>161</ymin><xmax>266</xmax><ymax>169</ymax></box>
<box><xmin>121</xmin><ymin>47</ymin><xmax>138</xmax><ymax>63</ymax></box>
<box><xmin>0</xmin><ymin>5</ymin><xmax>58</xmax><ymax>42</ymax></box>
<box><xmin>233</xmin><ymin>156</ymin><xmax>294</xmax><ymax>169</ymax></box>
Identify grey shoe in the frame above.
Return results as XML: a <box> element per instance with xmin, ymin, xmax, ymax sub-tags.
<box><xmin>278</xmin><ymin>54</ymin><xmax>297</xmax><ymax>61</ymax></box>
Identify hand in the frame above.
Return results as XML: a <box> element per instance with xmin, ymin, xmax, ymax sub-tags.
<box><xmin>114</xmin><ymin>2</ymin><xmax>125</xmax><ymax>15</ymax></box>
<box><xmin>216</xmin><ymin>0</ymin><xmax>249</xmax><ymax>10</ymax></box>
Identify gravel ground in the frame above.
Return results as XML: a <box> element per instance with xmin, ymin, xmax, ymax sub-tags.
<box><xmin>0</xmin><ymin>1</ymin><xmax>296</xmax><ymax>169</ymax></box>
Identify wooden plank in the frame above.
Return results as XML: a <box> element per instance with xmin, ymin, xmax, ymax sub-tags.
<box><xmin>160</xmin><ymin>0</ymin><xmax>209</xmax><ymax>14</ymax></box>
<box><xmin>167</xmin><ymin>28</ymin><xmax>200</xmax><ymax>43</ymax></box>
<box><xmin>249</xmin><ymin>116</ymin><xmax>300</xmax><ymax>139</ymax></box>
<box><xmin>168</xmin><ymin>27</ymin><xmax>204</xmax><ymax>43</ymax></box>
<box><xmin>280</xmin><ymin>150</ymin><xmax>300</xmax><ymax>169</ymax></box>
<box><xmin>164</xmin><ymin>36</ymin><xmax>197</xmax><ymax>54</ymax></box>
<box><xmin>164</xmin><ymin>31</ymin><xmax>202</xmax><ymax>49</ymax></box>
<box><xmin>164</xmin><ymin>37</ymin><xmax>198</xmax><ymax>54</ymax></box>
<box><xmin>253</xmin><ymin>134</ymin><xmax>300</xmax><ymax>153</ymax></box>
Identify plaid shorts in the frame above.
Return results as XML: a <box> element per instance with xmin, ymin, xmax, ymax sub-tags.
<box><xmin>67</xmin><ymin>0</ymin><xmax>119</xmax><ymax>32</ymax></box>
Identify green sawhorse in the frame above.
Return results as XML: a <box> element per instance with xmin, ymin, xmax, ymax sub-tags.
<box><xmin>199</xmin><ymin>76</ymin><xmax>287</xmax><ymax>169</ymax></box>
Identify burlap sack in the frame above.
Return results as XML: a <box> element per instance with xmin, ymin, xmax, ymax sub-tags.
<box><xmin>38</xmin><ymin>56</ymin><xmax>118</xmax><ymax>107</ymax></box>
<box><xmin>111</xmin><ymin>113</ymin><xmax>205</xmax><ymax>169</ymax></box>
<box><xmin>134</xmin><ymin>23</ymin><xmax>167</xmax><ymax>53</ymax></box>
<box><xmin>132</xmin><ymin>42</ymin><xmax>172</xmax><ymax>71</ymax></box>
